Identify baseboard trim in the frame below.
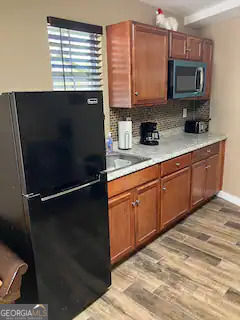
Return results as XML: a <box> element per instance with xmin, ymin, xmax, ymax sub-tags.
<box><xmin>218</xmin><ymin>191</ymin><xmax>240</xmax><ymax>207</ymax></box>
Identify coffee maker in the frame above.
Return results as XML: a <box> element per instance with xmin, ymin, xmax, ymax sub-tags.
<box><xmin>140</xmin><ymin>122</ymin><xmax>160</xmax><ymax>145</ymax></box>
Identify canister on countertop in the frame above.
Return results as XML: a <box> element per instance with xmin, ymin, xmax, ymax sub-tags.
<box><xmin>118</xmin><ymin>118</ymin><xmax>132</xmax><ymax>150</ymax></box>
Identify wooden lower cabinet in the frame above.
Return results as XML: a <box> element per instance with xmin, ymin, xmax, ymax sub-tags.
<box><xmin>135</xmin><ymin>179</ymin><xmax>159</xmax><ymax>248</ymax></box>
<box><xmin>161</xmin><ymin>167</ymin><xmax>191</xmax><ymax>229</ymax></box>
<box><xmin>108</xmin><ymin>178</ymin><xmax>160</xmax><ymax>264</ymax></box>
<box><xmin>108</xmin><ymin>191</ymin><xmax>135</xmax><ymax>265</ymax></box>
<box><xmin>191</xmin><ymin>160</ymin><xmax>207</xmax><ymax>208</ymax></box>
<box><xmin>205</xmin><ymin>154</ymin><xmax>219</xmax><ymax>199</ymax></box>
<box><xmin>108</xmin><ymin>141</ymin><xmax>225</xmax><ymax>265</ymax></box>
<box><xmin>191</xmin><ymin>154</ymin><xmax>220</xmax><ymax>208</ymax></box>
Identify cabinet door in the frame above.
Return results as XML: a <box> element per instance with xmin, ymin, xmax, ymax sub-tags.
<box><xmin>132</xmin><ymin>23</ymin><xmax>168</xmax><ymax>105</ymax></box>
<box><xmin>135</xmin><ymin>180</ymin><xmax>159</xmax><ymax>248</ymax></box>
<box><xmin>205</xmin><ymin>154</ymin><xmax>219</xmax><ymax>199</ymax></box>
<box><xmin>169</xmin><ymin>31</ymin><xmax>187</xmax><ymax>59</ymax></box>
<box><xmin>202</xmin><ymin>39</ymin><xmax>213</xmax><ymax>99</ymax></box>
<box><xmin>191</xmin><ymin>160</ymin><xmax>207</xmax><ymax>209</ymax></box>
<box><xmin>161</xmin><ymin>167</ymin><xmax>191</xmax><ymax>229</ymax></box>
<box><xmin>187</xmin><ymin>36</ymin><xmax>202</xmax><ymax>61</ymax></box>
<box><xmin>108</xmin><ymin>191</ymin><xmax>135</xmax><ymax>264</ymax></box>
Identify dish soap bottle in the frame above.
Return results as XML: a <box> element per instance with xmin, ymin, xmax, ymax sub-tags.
<box><xmin>106</xmin><ymin>132</ymin><xmax>113</xmax><ymax>154</ymax></box>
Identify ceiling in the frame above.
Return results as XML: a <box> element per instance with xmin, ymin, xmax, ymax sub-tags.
<box><xmin>140</xmin><ymin>0</ymin><xmax>225</xmax><ymax>16</ymax></box>
<box><xmin>140</xmin><ymin>0</ymin><xmax>240</xmax><ymax>27</ymax></box>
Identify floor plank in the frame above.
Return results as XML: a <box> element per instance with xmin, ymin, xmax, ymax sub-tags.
<box><xmin>125</xmin><ymin>282</ymin><xmax>195</xmax><ymax>320</ymax></box>
<box><xmin>225</xmin><ymin>288</ymin><xmax>240</xmax><ymax>306</ymax></box>
<box><xmin>225</xmin><ymin>221</ymin><xmax>240</xmax><ymax>230</ymax></box>
<box><xmin>160</xmin><ymin>236</ymin><xmax>221</xmax><ymax>266</ymax></box>
<box><xmin>75</xmin><ymin>197</ymin><xmax>240</xmax><ymax>320</ymax></box>
<box><xmin>175</xmin><ymin>224</ymin><xmax>211</xmax><ymax>241</ymax></box>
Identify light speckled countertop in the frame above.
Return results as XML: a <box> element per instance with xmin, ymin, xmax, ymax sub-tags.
<box><xmin>107</xmin><ymin>128</ymin><xmax>227</xmax><ymax>182</ymax></box>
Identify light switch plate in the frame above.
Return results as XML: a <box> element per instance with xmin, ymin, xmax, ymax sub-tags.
<box><xmin>183</xmin><ymin>108</ymin><xmax>187</xmax><ymax>118</ymax></box>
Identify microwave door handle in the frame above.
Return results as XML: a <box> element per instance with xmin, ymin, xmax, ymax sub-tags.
<box><xmin>196</xmin><ymin>67</ymin><xmax>204</xmax><ymax>92</ymax></box>
<box><xmin>199</xmin><ymin>67</ymin><xmax>204</xmax><ymax>92</ymax></box>
<box><xmin>195</xmin><ymin>68</ymin><xmax>198</xmax><ymax>92</ymax></box>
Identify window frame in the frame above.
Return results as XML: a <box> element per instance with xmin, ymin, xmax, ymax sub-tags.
<box><xmin>47</xmin><ymin>17</ymin><xmax>103</xmax><ymax>91</ymax></box>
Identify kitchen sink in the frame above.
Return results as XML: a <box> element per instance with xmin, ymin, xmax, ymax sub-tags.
<box><xmin>106</xmin><ymin>152</ymin><xmax>151</xmax><ymax>173</ymax></box>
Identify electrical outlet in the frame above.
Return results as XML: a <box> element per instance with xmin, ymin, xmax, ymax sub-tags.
<box><xmin>183</xmin><ymin>108</ymin><xmax>187</xmax><ymax>118</ymax></box>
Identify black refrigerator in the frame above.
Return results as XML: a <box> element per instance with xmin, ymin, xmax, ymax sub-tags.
<box><xmin>0</xmin><ymin>91</ymin><xmax>111</xmax><ymax>319</ymax></box>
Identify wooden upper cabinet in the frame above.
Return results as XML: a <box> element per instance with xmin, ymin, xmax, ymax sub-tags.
<box><xmin>161</xmin><ymin>167</ymin><xmax>191</xmax><ymax>229</ymax></box>
<box><xmin>106</xmin><ymin>21</ymin><xmax>132</xmax><ymax>109</ymax></box>
<box><xmin>135</xmin><ymin>180</ymin><xmax>159</xmax><ymax>248</ymax></box>
<box><xmin>132</xmin><ymin>24</ymin><xmax>168</xmax><ymax>105</ymax></box>
<box><xmin>169</xmin><ymin>32</ymin><xmax>203</xmax><ymax>61</ymax></box>
<box><xmin>187</xmin><ymin>36</ymin><xmax>202</xmax><ymax>61</ymax></box>
<box><xmin>106</xmin><ymin>21</ymin><xmax>168</xmax><ymax>108</ymax></box>
<box><xmin>169</xmin><ymin>31</ymin><xmax>187</xmax><ymax>59</ymax></box>
<box><xmin>202</xmin><ymin>39</ymin><xmax>213</xmax><ymax>99</ymax></box>
<box><xmin>108</xmin><ymin>191</ymin><xmax>135</xmax><ymax>264</ymax></box>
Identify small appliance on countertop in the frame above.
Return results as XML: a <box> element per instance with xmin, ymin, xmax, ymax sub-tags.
<box><xmin>185</xmin><ymin>119</ymin><xmax>209</xmax><ymax>134</ymax></box>
<box><xmin>140</xmin><ymin>122</ymin><xmax>160</xmax><ymax>145</ymax></box>
<box><xmin>118</xmin><ymin>118</ymin><xmax>132</xmax><ymax>150</ymax></box>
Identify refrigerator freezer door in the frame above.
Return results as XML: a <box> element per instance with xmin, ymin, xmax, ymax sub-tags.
<box><xmin>14</xmin><ymin>91</ymin><xmax>106</xmax><ymax>196</ymax></box>
<box><xmin>26</xmin><ymin>174</ymin><xmax>111</xmax><ymax>320</ymax></box>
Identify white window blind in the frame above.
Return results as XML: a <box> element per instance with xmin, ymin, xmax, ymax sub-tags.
<box><xmin>47</xmin><ymin>18</ymin><xmax>103</xmax><ymax>91</ymax></box>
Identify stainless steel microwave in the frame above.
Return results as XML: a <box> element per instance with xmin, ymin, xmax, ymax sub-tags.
<box><xmin>168</xmin><ymin>60</ymin><xmax>207</xmax><ymax>99</ymax></box>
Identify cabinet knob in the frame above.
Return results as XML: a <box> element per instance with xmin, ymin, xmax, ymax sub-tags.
<box><xmin>135</xmin><ymin>200</ymin><xmax>140</xmax><ymax>206</ymax></box>
<box><xmin>207</xmin><ymin>149</ymin><xmax>211</xmax><ymax>153</ymax></box>
<box><xmin>132</xmin><ymin>202</ymin><xmax>136</xmax><ymax>207</ymax></box>
<box><xmin>162</xmin><ymin>187</ymin><xmax>167</xmax><ymax>191</ymax></box>
<box><xmin>176</xmin><ymin>162</ymin><xmax>180</xmax><ymax>167</ymax></box>
<box><xmin>135</xmin><ymin>92</ymin><xmax>139</xmax><ymax>96</ymax></box>
<box><xmin>205</xmin><ymin>165</ymin><xmax>211</xmax><ymax>169</ymax></box>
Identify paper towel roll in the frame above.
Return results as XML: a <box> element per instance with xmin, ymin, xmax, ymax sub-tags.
<box><xmin>118</xmin><ymin>121</ymin><xmax>132</xmax><ymax>150</ymax></box>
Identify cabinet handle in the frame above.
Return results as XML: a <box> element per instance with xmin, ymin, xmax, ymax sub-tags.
<box><xmin>176</xmin><ymin>162</ymin><xmax>180</xmax><ymax>167</ymax></box>
<box><xmin>205</xmin><ymin>165</ymin><xmax>211</xmax><ymax>169</ymax></box>
<box><xmin>132</xmin><ymin>201</ymin><xmax>136</xmax><ymax>207</ymax></box>
<box><xmin>135</xmin><ymin>92</ymin><xmax>139</xmax><ymax>96</ymax></box>
<box><xmin>162</xmin><ymin>187</ymin><xmax>167</xmax><ymax>191</ymax></box>
<box><xmin>135</xmin><ymin>200</ymin><xmax>140</xmax><ymax>206</ymax></box>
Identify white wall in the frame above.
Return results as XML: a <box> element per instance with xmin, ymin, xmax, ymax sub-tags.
<box><xmin>0</xmin><ymin>0</ymin><xmax>197</xmax><ymax>133</ymax></box>
<box><xmin>201</xmin><ymin>17</ymin><xmax>240</xmax><ymax>198</ymax></box>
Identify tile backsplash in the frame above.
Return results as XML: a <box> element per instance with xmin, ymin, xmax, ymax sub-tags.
<box><xmin>110</xmin><ymin>100</ymin><xmax>210</xmax><ymax>141</ymax></box>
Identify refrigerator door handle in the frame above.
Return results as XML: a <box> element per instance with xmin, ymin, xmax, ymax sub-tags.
<box><xmin>22</xmin><ymin>193</ymin><xmax>41</xmax><ymax>200</ymax></box>
<box><xmin>41</xmin><ymin>176</ymin><xmax>101</xmax><ymax>202</ymax></box>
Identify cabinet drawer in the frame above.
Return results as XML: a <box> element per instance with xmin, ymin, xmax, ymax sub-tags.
<box><xmin>161</xmin><ymin>153</ymin><xmax>191</xmax><ymax>177</ymax></box>
<box><xmin>192</xmin><ymin>143</ymin><xmax>219</xmax><ymax>163</ymax></box>
<box><xmin>108</xmin><ymin>165</ymin><xmax>159</xmax><ymax>198</ymax></box>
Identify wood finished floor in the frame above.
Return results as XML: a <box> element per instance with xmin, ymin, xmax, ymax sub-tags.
<box><xmin>75</xmin><ymin>197</ymin><xmax>240</xmax><ymax>320</ymax></box>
